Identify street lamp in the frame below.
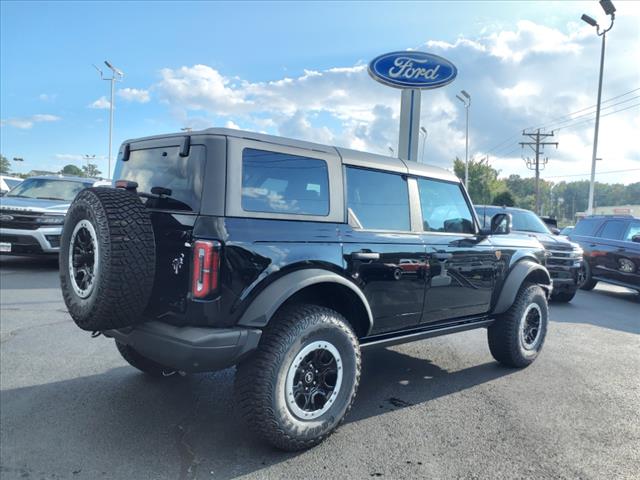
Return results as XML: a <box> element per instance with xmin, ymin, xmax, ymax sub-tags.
<box><xmin>82</xmin><ymin>154</ymin><xmax>96</xmax><ymax>170</ymax></box>
<box><xmin>582</xmin><ymin>0</ymin><xmax>616</xmax><ymax>215</ymax></box>
<box><xmin>456</xmin><ymin>90</ymin><xmax>471</xmax><ymax>186</ymax></box>
<box><xmin>419</xmin><ymin>127</ymin><xmax>428</xmax><ymax>163</ymax></box>
<box><xmin>94</xmin><ymin>60</ymin><xmax>124</xmax><ymax>179</ymax></box>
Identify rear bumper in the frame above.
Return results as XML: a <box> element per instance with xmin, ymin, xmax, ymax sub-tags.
<box><xmin>104</xmin><ymin>321</ymin><xmax>262</xmax><ymax>373</ymax></box>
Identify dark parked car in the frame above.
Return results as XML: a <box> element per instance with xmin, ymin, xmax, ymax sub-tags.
<box><xmin>59</xmin><ymin>128</ymin><xmax>552</xmax><ymax>450</ymax></box>
<box><xmin>569</xmin><ymin>215</ymin><xmax>640</xmax><ymax>293</ymax></box>
<box><xmin>477</xmin><ymin>206</ymin><xmax>583</xmax><ymax>302</ymax></box>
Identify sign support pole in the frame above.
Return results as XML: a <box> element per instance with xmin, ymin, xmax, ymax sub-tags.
<box><xmin>398</xmin><ymin>89</ymin><xmax>421</xmax><ymax>162</ymax></box>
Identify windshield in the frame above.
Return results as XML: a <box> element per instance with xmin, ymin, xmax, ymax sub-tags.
<box><xmin>6</xmin><ymin>178</ymin><xmax>90</xmax><ymax>202</ymax></box>
<box><xmin>480</xmin><ymin>207</ymin><xmax>551</xmax><ymax>234</ymax></box>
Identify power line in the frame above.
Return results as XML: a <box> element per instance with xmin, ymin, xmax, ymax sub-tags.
<box><xmin>555</xmin><ymin>102</ymin><xmax>640</xmax><ymax>132</ymax></box>
<box><xmin>544</xmin><ymin>168</ymin><xmax>640</xmax><ymax>179</ymax></box>
<box><xmin>482</xmin><ymin>87</ymin><xmax>640</xmax><ymax>156</ymax></box>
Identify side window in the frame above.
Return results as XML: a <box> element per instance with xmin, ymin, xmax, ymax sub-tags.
<box><xmin>623</xmin><ymin>221</ymin><xmax>640</xmax><ymax>241</ymax></box>
<box><xmin>346</xmin><ymin>167</ymin><xmax>410</xmax><ymax>231</ymax></box>
<box><xmin>417</xmin><ymin>178</ymin><xmax>475</xmax><ymax>234</ymax></box>
<box><xmin>598</xmin><ymin>220</ymin><xmax>627</xmax><ymax>240</ymax></box>
<box><xmin>241</xmin><ymin>148</ymin><xmax>329</xmax><ymax>216</ymax></box>
<box><xmin>572</xmin><ymin>218</ymin><xmax>600</xmax><ymax>236</ymax></box>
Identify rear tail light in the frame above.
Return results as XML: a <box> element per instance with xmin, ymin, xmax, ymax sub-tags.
<box><xmin>192</xmin><ymin>240</ymin><xmax>221</xmax><ymax>299</ymax></box>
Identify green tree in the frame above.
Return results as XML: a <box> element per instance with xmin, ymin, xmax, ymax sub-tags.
<box><xmin>82</xmin><ymin>163</ymin><xmax>101</xmax><ymax>178</ymax></box>
<box><xmin>60</xmin><ymin>164</ymin><xmax>84</xmax><ymax>176</ymax></box>
<box><xmin>453</xmin><ymin>157</ymin><xmax>505</xmax><ymax>205</ymax></box>
<box><xmin>492</xmin><ymin>190</ymin><xmax>516</xmax><ymax>207</ymax></box>
<box><xmin>0</xmin><ymin>154</ymin><xmax>10</xmax><ymax>174</ymax></box>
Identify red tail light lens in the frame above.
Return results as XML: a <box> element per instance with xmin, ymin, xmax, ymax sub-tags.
<box><xmin>192</xmin><ymin>240</ymin><xmax>220</xmax><ymax>299</ymax></box>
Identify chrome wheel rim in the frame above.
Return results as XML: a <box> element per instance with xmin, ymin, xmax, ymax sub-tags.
<box><xmin>285</xmin><ymin>341</ymin><xmax>343</xmax><ymax>420</ymax></box>
<box><xmin>68</xmin><ymin>220</ymin><xmax>99</xmax><ymax>299</ymax></box>
<box><xmin>519</xmin><ymin>303</ymin><xmax>542</xmax><ymax>350</ymax></box>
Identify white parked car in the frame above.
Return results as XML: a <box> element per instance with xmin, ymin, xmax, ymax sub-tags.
<box><xmin>0</xmin><ymin>175</ymin><xmax>110</xmax><ymax>255</ymax></box>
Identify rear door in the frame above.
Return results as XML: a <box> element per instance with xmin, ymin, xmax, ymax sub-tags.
<box><xmin>342</xmin><ymin>166</ymin><xmax>427</xmax><ymax>334</ymax></box>
<box><xmin>416</xmin><ymin>178</ymin><xmax>497</xmax><ymax>322</ymax></box>
<box><xmin>591</xmin><ymin>219</ymin><xmax>629</xmax><ymax>281</ymax></box>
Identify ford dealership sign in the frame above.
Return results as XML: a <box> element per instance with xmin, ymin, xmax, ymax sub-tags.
<box><xmin>368</xmin><ymin>51</ymin><xmax>457</xmax><ymax>89</ymax></box>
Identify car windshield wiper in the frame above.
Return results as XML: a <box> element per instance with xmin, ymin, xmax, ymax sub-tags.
<box><xmin>37</xmin><ymin>196</ymin><xmax>67</xmax><ymax>201</ymax></box>
<box><xmin>6</xmin><ymin>194</ymin><xmax>32</xmax><ymax>198</ymax></box>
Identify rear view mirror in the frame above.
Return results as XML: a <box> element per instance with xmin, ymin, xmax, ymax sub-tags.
<box><xmin>490</xmin><ymin>213</ymin><xmax>511</xmax><ymax>235</ymax></box>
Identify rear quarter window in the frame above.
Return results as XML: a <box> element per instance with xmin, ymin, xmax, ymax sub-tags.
<box><xmin>241</xmin><ymin>148</ymin><xmax>329</xmax><ymax>216</ymax></box>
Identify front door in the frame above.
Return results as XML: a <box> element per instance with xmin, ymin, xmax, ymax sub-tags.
<box><xmin>342</xmin><ymin>166</ymin><xmax>427</xmax><ymax>334</ymax></box>
<box><xmin>415</xmin><ymin>177</ymin><xmax>496</xmax><ymax>323</ymax></box>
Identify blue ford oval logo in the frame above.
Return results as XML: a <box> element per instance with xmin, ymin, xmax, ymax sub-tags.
<box><xmin>368</xmin><ymin>51</ymin><xmax>458</xmax><ymax>89</ymax></box>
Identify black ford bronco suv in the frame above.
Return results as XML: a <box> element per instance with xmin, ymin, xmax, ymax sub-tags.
<box><xmin>59</xmin><ymin>128</ymin><xmax>552</xmax><ymax>451</ymax></box>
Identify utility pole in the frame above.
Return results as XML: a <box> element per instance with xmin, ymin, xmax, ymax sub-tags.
<box><xmin>520</xmin><ymin>129</ymin><xmax>558</xmax><ymax>214</ymax></box>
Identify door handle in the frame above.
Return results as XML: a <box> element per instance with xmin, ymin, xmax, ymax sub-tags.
<box><xmin>352</xmin><ymin>251</ymin><xmax>380</xmax><ymax>260</ymax></box>
<box><xmin>434</xmin><ymin>252</ymin><xmax>453</xmax><ymax>261</ymax></box>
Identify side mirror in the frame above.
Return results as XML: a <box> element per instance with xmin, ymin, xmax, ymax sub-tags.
<box><xmin>551</xmin><ymin>227</ymin><xmax>560</xmax><ymax>235</ymax></box>
<box><xmin>632</xmin><ymin>234</ymin><xmax>640</xmax><ymax>243</ymax></box>
<box><xmin>489</xmin><ymin>213</ymin><xmax>511</xmax><ymax>235</ymax></box>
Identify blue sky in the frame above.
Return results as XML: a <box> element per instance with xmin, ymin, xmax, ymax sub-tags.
<box><xmin>1</xmin><ymin>1</ymin><xmax>639</xmax><ymax>184</ymax></box>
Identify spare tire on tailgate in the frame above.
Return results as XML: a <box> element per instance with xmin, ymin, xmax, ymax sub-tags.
<box><xmin>60</xmin><ymin>187</ymin><xmax>156</xmax><ymax>331</ymax></box>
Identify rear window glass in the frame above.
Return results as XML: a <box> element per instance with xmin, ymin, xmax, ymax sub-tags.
<box><xmin>572</xmin><ymin>218</ymin><xmax>600</xmax><ymax>236</ymax></box>
<box><xmin>346</xmin><ymin>167</ymin><xmax>410</xmax><ymax>231</ymax></box>
<box><xmin>241</xmin><ymin>148</ymin><xmax>329</xmax><ymax>216</ymax></box>
<box><xmin>116</xmin><ymin>145</ymin><xmax>205</xmax><ymax>211</ymax></box>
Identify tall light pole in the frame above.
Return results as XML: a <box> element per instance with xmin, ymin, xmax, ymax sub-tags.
<box><xmin>419</xmin><ymin>127</ymin><xmax>428</xmax><ymax>163</ymax></box>
<box><xmin>82</xmin><ymin>154</ymin><xmax>96</xmax><ymax>171</ymax></box>
<box><xmin>456</xmin><ymin>90</ymin><xmax>471</xmax><ymax>186</ymax></box>
<box><xmin>94</xmin><ymin>61</ymin><xmax>124</xmax><ymax>179</ymax></box>
<box><xmin>582</xmin><ymin>0</ymin><xmax>615</xmax><ymax>215</ymax></box>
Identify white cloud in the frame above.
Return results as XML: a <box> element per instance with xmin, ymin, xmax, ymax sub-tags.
<box><xmin>88</xmin><ymin>96</ymin><xmax>111</xmax><ymax>109</ymax></box>
<box><xmin>224</xmin><ymin>120</ymin><xmax>240</xmax><ymax>129</ymax></box>
<box><xmin>38</xmin><ymin>93</ymin><xmax>57</xmax><ymax>102</ymax></box>
<box><xmin>55</xmin><ymin>154</ymin><xmax>107</xmax><ymax>162</ymax></box>
<box><xmin>0</xmin><ymin>113</ymin><xmax>61</xmax><ymax>129</ymax></box>
<box><xmin>142</xmin><ymin>17</ymin><xmax>638</xmax><ymax>183</ymax></box>
<box><xmin>117</xmin><ymin>88</ymin><xmax>150</xmax><ymax>103</ymax></box>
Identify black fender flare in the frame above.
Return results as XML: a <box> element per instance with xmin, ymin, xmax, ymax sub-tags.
<box><xmin>237</xmin><ymin>268</ymin><xmax>374</xmax><ymax>335</ymax></box>
<box><xmin>492</xmin><ymin>260</ymin><xmax>552</xmax><ymax>315</ymax></box>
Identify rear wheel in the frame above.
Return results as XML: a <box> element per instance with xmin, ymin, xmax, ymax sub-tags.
<box><xmin>488</xmin><ymin>283</ymin><xmax>548</xmax><ymax>368</ymax></box>
<box><xmin>235</xmin><ymin>304</ymin><xmax>361</xmax><ymax>451</ymax></box>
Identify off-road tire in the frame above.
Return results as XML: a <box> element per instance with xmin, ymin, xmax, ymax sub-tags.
<box><xmin>550</xmin><ymin>290</ymin><xmax>577</xmax><ymax>303</ymax></box>
<box><xmin>235</xmin><ymin>304</ymin><xmax>361</xmax><ymax>451</ymax></box>
<box><xmin>579</xmin><ymin>261</ymin><xmax>598</xmax><ymax>291</ymax></box>
<box><xmin>116</xmin><ymin>341</ymin><xmax>171</xmax><ymax>377</ymax></box>
<box><xmin>488</xmin><ymin>282</ymin><xmax>548</xmax><ymax>368</ymax></box>
<box><xmin>60</xmin><ymin>187</ymin><xmax>156</xmax><ymax>331</ymax></box>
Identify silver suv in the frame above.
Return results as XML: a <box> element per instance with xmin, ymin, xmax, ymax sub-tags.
<box><xmin>0</xmin><ymin>175</ymin><xmax>110</xmax><ymax>255</ymax></box>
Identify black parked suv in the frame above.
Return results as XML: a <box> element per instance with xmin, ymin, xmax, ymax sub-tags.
<box><xmin>59</xmin><ymin>129</ymin><xmax>552</xmax><ymax>450</ymax></box>
<box><xmin>476</xmin><ymin>206</ymin><xmax>584</xmax><ymax>302</ymax></box>
<box><xmin>569</xmin><ymin>215</ymin><xmax>640</xmax><ymax>293</ymax></box>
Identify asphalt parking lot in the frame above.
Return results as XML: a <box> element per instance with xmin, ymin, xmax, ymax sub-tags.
<box><xmin>0</xmin><ymin>255</ymin><xmax>638</xmax><ymax>480</ymax></box>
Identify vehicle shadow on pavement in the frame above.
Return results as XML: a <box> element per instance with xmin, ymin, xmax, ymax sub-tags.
<box><xmin>0</xmin><ymin>348</ymin><xmax>514</xmax><ymax>480</ymax></box>
<box><xmin>550</xmin><ymin>289</ymin><xmax>639</xmax><ymax>335</ymax></box>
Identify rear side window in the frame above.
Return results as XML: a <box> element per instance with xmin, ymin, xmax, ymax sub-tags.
<box><xmin>118</xmin><ymin>145</ymin><xmax>205</xmax><ymax>211</ymax></box>
<box><xmin>624</xmin><ymin>221</ymin><xmax>640</xmax><ymax>241</ymax></box>
<box><xmin>241</xmin><ymin>148</ymin><xmax>329</xmax><ymax>216</ymax></box>
<box><xmin>417</xmin><ymin>178</ymin><xmax>475</xmax><ymax>234</ymax></box>
<box><xmin>572</xmin><ymin>218</ymin><xmax>600</xmax><ymax>236</ymax></box>
<box><xmin>346</xmin><ymin>167</ymin><xmax>410</xmax><ymax>231</ymax></box>
<box><xmin>598</xmin><ymin>220</ymin><xmax>627</xmax><ymax>240</ymax></box>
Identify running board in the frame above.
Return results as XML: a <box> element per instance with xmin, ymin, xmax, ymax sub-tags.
<box><xmin>360</xmin><ymin>317</ymin><xmax>494</xmax><ymax>349</ymax></box>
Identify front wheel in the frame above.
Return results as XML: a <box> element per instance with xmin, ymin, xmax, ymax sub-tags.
<box><xmin>488</xmin><ymin>283</ymin><xmax>548</xmax><ymax>368</ymax></box>
<box><xmin>579</xmin><ymin>261</ymin><xmax>598</xmax><ymax>291</ymax></box>
<box><xmin>235</xmin><ymin>304</ymin><xmax>361</xmax><ymax>451</ymax></box>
